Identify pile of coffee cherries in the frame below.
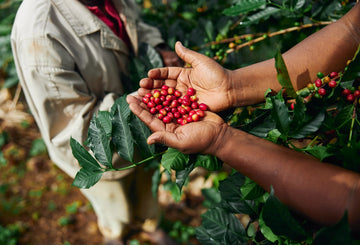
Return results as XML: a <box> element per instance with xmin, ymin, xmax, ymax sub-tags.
<box><xmin>142</xmin><ymin>85</ymin><xmax>208</xmax><ymax>125</ymax></box>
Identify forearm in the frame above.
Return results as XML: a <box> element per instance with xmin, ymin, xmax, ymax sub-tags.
<box><xmin>230</xmin><ymin>3</ymin><xmax>360</xmax><ymax>107</ymax></box>
<box><xmin>213</xmin><ymin>126</ymin><xmax>360</xmax><ymax>231</ymax></box>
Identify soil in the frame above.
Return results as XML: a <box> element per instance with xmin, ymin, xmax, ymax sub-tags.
<box><xmin>0</xmin><ymin>87</ymin><xmax>209</xmax><ymax>245</ymax></box>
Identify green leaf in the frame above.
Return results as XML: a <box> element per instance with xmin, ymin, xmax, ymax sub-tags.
<box><xmin>241</xmin><ymin>6</ymin><xmax>281</xmax><ymax>26</ymax></box>
<box><xmin>151</xmin><ymin>167</ymin><xmax>161</xmax><ymax>198</ymax></box>
<box><xmin>222</xmin><ymin>0</ymin><xmax>266</xmax><ymax>16</ymax></box>
<box><xmin>340</xmin><ymin>44</ymin><xmax>360</xmax><ymax>83</ymax></box>
<box><xmin>240</xmin><ymin>177</ymin><xmax>265</xmax><ymax>200</ymax></box>
<box><xmin>313</xmin><ymin>211</ymin><xmax>352</xmax><ymax>245</ymax></box>
<box><xmin>275</xmin><ymin>51</ymin><xmax>296</xmax><ymax>98</ymax></box>
<box><xmin>201</xmin><ymin>188</ymin><xmax>222</xmax><ymax>208</ymax></box>
<box><xmin>258</xmin><ymin>211</ymin><xmax>279</xmax><ymax>243</ymax></box>
<box><xmin>72</xmin><ymin>168</ymin><xmax>103</xmax><ymax>189</ymax></box>
<box><xmin>261</xmin><ymin>187</ymin><xmax>309</xmax><ymax>241</ymax></box>
<box><xmin>70</xmin><ymin>137</ymin><xmax>102</xmax><ymax>171</ymax></box>
<box><xmin>219</xmin><ymin>172</ymin><xmax>258</xmax><ymax>216</ymax></box>
<box><xmin>175</xmin><ymin>161</ymin><xmax>195</xmax><ymax>192</ymax></box>
<box><xmin>129</xmin><ymin>113</ymin><xmax>155</xmax><ymax>158</ymax></box>
<box><xmin>111</xmin><ymin>96</ymin><xmax>134</xmax><ymax>163</ymax></box>
<box><xmin>87</xmin><ymin>116</ymin><xmax>113</xmax><ymax>168</ymax></box>
<box><xmin>270</xmin><ymin>93</ymin><xmax>291</xmax><ymax>135</ymax></box>
<box><xmin>290</xmin><ymin>110</ymin><xmax>325</xmax><ymax>139</ymax></box>
<box><xmin>97</xmin><ymin>111</ymin><xmax>112</xmax><ymax>137</ymax></box>
<box><xmin>195</xmin><ymin>154</ymin><xmax>222</xmax><ymax>171</ymax></box>
<box><xmin>161</xmin><ymin>148</ymin><xmax>189</xmax><ymax>171</ymax></box>
<box><xmin>305</xmin><ymin>145</ymin><xmax>333</xmax><ymax>161</ymax></box>
<box><xmin>195</xmin><ymin>207</ymin><xmax>246</xmax><ymax>244</ymax></box>
<box><xmin>163</xmin><ymin>180</ymin><xmax>181</xmax><ymax>202</ymax></box>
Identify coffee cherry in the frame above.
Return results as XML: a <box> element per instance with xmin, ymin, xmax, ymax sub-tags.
<box><xmin>315</xmin><ymin>79</ymin><xmax>322</xmax><ymax>88</ymax></box>
<box><xmin>342</xmin><ymin>89</ymin><xmax>351</xmax><ymax>96</ymax></box>
<box><xmin>347</xmin><ymin>94</ymin><xmax>355</xmax><ymax>102</ymax></box>
<box><xmin>330</xmin><ymin>71</ymin><xmax>338</xmax><ymax>78</ymax></box>
<box><xmin>307</xmin><ymin>83</ymin><xmax>315</xmax><ymax>90</ymax></box>
<box><xmin>317</xmin><ymin>72</ymin><xmax>324</xmax><ymax>78</ymax></box>
<box><xmin>290</xmin><ymin>103</ymin><xmax>295</xmax><ymax>110</ymax></box>
<box><xmin>318</xmin><ymin>88</ymin><xmax>326</xmax><ymax>96</ymax></box>
<box><xmin>187</xmin><ymin>87</ymin><xmax>195</xmax><ymax>96</ymax></box>
<box><xmin>199</xmin><ymin>103</ymin><xmax>208</xmax><ymax>111</ymax></box>
<box><xmin>354</xmin><ymin>90</ymin><xmax>360</xmax><ymax>97</ymax></box>
<box><xmin>328</xmin><ymin>80</ymin><xmax>337</xmax><ymax>88</ymax></box>
<box><xmin>141</xmin><ymin>86</ymin><xmax>209</xmax><ymax>125</ymax></box>
<box><xmin>323</xmin><ymin>76</ymin><xmax>330</xmax><ymax>83</ymax></box>
<box><xmin>163</xmin><ymin>116</ymin><xmax>172</xmax><ymax>124</ymax></box>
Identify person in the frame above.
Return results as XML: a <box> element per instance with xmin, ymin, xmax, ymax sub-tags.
<box><xmin>127</xmin><ymin>2</ymin><xmax>360</xmax><ymax>233</ymax></box>
<box><xmin>11</xmin><ymin>0</ymin><xmax>182</xmax><ymax>244</ymax></box>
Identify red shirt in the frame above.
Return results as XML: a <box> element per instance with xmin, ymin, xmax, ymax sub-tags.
<box><xmin>85</xmin><ymin>0</ymin><xmax>131</xmax><ymax>47</ymax></box>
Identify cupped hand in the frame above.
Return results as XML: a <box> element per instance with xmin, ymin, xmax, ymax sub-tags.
<box><xmin>138</xmin><ymin>41</ymin><xmax>234</xmax><ymax>112</ymax></box>
<box><xmin>126</xmin><ymin>94</ymin><xmax>228</xmax><ymax>155</ymax></box>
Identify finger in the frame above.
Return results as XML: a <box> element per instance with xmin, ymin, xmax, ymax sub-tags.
<box><xmin>175</xmin><ymin>41</ymin><xmax>209</xmax><ymax>69</ymax></box>
<box><xmin>147</xmin><ymin>131</ymin><xmax>180</xmax><ymax>147</ymax></box>
<box><xmin>128</xmin><ymin>102</ymin><xmax>164</xmax><ymax>132</ymax></box>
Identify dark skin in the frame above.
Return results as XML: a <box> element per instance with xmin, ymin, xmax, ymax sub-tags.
<box><xmin>127</xmin><ymin>3</ymin><xmax>360</xmax><ymax>232</ymax></box>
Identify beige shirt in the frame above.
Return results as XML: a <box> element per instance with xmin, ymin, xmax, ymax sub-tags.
<box><xmin>11</xmin><ymin>0</ymin><xmax>164</xmax><ymax>179</ymax></box>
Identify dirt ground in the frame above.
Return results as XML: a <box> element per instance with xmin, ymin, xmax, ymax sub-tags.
<box><xmin>0</xmin><ymin>87</ymin><xmax>210</xmax><ymax>245</ymax></box>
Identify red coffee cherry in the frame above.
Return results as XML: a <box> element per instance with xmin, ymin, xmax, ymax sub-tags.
<box><xmin>347</xmin><ymin>94</ymin><xmax>355</xmax><ymax>102</ymax></box>
<box><xmin>330</xmin><ymin>71</ymin><xmax>338</xmax><ymax>78</ymax></box>
<box><xmin>328</xmin><ymin>80</ymin><xmax>337</xmax><ymax>88</ymax></box>
<box><xmin>318</xmin><ymin>88</ymin><xmax>326</xmax><ymax>96</ymax></box>
<box><xmin>187</xmin><ymin>87</ymin><xmax>195</xmax><ymax>96</ymax></box>
<box><xmin>199</xmin><ymin>103</ymin><xmax>208</xmax><ymax>111</ymax></box>
<box><xmin>342</xmin><ymin>89</ymin><xmax>351</xmax><ymax>96</ymax></box>
<box><xmin>354</xmin><ymin>90</ymin><xmax>360</xmax><ymax>97</ymax></box>
<box><xmin>142</xmin><ymin>86</ymin><xmax>209</xmax><ymax>125</ymax></box>
<box><xmin>315</xmin><ymin>79</ymin><xmax>322</xmax><ymax>88</ymax></box>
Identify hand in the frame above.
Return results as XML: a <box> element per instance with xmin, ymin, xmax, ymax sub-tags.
<box><xmin>126</xmin><ymin>94</ymin><xmax>228</xmax><ymax>155</ymax></box>
<box><xmin>140</xmin><ymin>41</ymin><xmax>234</xmax><ymax>112</ymax></box>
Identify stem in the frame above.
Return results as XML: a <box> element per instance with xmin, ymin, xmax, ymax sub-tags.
<box><xmin>348</xmin><ymin>102</ymin><xmax>357</xmax><ymax>147</ymax></box>
<box><xmin>108</xmin><ymin>150</ymin><xmax>167</xmax><ymax>172</ymax></box>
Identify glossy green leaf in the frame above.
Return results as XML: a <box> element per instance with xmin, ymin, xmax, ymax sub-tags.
<box><xmin>270</xmin><ymin>94</ymin><xmax>291</xmax><ymax>135</ymax></box>
<box><xmin>129</xmin><ymin>113</ymin><xmax>155</xmax><ymax>158</ymax></box>
<box><xmin>340</xmin><ymin>45</ymin><xmax>360</xmax><ymax>83</ymax></box>
<box><xmin>241</xmin><ymin>7</ymin><xmax>280</xmax><ymax>26</ymax></box>
<box><xmin>222</xmin><ymin>0</ymin><xmax>266</xmax><ymax>16</ymax></box>
<box><xmin>87</xmin><ymin>116</ymin><xmax>112</xmax><ymax>168</ymax></box>
<box><xmin>219</xmin><ymin>172</ymin><xmax>258</xmax><ymax>215</ymax></box>
<box><xmin>195</xmin><ymin>207</ymin><xmax>246</xmax><ymax>244</ymax></box>
<box><xmin>313</xmin><ymin>211</ymin><xmax>351</xmax><ymax>245</ymax></box>
<box><xmin>195</xmin><ymin>154</ymin><xmax>222</xmax><ymax>171</ymax></box>
<box><xmin>290</xmin><ymin>110</ymin><xmax>325</xmax><ymax>139</ymax></box>
<box><xmin>111</xmin><ymin>96</ymin><xmax>134</xmax><ymax>163</ymax></box>
<box><xmin>70</xmin><ymin>137</ymin><xmax>102</xmax><ymax>171</ymax></box>
<box><xmin>175</xmin><ymin>161</ymin><xmax>195</xmax><ymax>191</ymax></box>
<box><xmin>305</xmin><ymin>145</ymin><xmax>333</xmax><ymax>161</ymax></box>
<box><xmin>72</xmin><ymin>168</ymin><xmax>103</xmax><ymax>189</ymax></box>
<box><xmin>275</xmin><ymin>51</ymin><xmax>297</xmax><ymax>98</ymax></box>
<box><xmin>261</xmin><ymin>188</ymin><xmax>309</xmax><ymax>241</ymax></box>
<box><xmin>161</xmin><ymin>148</ymin><xmax>189</xmax><ymax>171</ymax></box>
<box><xmin>201</xmin><ymin>188</ymin><xmax>222</xmax><ymax>208</ymax></box>
<box><xmin>240</xmin><ymin>177</ymin><xmax>265</xmax><ymax>200</ymax></box>
<box><xmin>97</xmin><ymin>111</ymin><xmax>112</xmax><ymax>137</ymax></box>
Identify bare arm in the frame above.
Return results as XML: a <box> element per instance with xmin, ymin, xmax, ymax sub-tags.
<box><xmin>214</xmin><ymin>126</ymin><xmax>360</xmax><ymax>231</ymax></box>
<box><xmin>231</xmin><ymin>3</ymin><xmax>360</xmax><ymax>106</ymax></box>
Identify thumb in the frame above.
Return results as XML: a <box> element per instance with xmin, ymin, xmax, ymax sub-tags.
<box><xmin>175</xmin><ymin>41</ymin><xmax>207</xmax><ymax>68</ymax></box>
<box><xmin>147</xmin><ymin>131</ymin><xmax>179</xmax><ymax>147</ymax></box>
